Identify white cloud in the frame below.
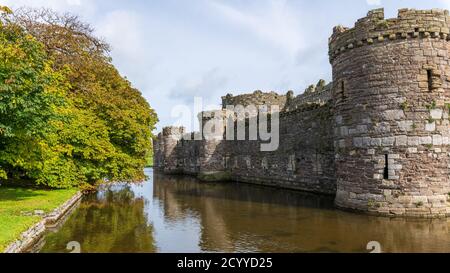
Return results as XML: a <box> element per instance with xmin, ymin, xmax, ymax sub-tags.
<box><xmin>208</xmin><ymin>0</ymin><xmax>304</xmax><ymax>56</ymax></box>
<box><xmin>66</xmin><ymin>0</ymin><xmax>81</xmax><ymax>6</ymax></box>
<box><xmin>2</xmin><ymin>0</ymin><xmax>96</xmax><ymax>16</ymax></box>
<box><xmin>367</xmin><ymin>0</ymin><xmax>382</xmax><ymax>5</ymax></box>
<box><xmin>170</xmin><ymin>68</ymin><xmax>228</xmax><ymax>104</ymax></box>
<box><xmin>438</xmin><ymin>0</ymin><xmax>450</xmax><ymax>9</ymax></box>
<box><xmin>95</xmin><ymin>10</ymin><xmax>144</xmax><ymax>63</ymax></box>
<box><xmin>3</xmin><ymin>0</ymin><xmax>80</xmax><ymax>9</ymax></box>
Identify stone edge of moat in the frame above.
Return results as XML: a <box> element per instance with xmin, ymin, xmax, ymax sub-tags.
<box><xmin>3</xmin><ymin>191</ymin><xmax>83</xmax><ymax>253</ymax></box>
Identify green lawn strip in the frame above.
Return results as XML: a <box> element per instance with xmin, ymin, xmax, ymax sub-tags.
<box><xmin>0</xmin><ymin>187</ymin><xmax>78</xmax><ymax>252</ymax></box>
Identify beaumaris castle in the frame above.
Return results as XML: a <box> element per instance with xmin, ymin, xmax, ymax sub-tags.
<box><xmin>154</xmin><ymin>8</ymin><xmax>450</xmax><ymax>218</ymax></box>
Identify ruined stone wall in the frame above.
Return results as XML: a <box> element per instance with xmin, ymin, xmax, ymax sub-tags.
<box><xmin>226</xmin><ymin>103</ymin><xmax>335</xmax><ymax>194</ymax></box>
<box><xmin>222</xmin><ymin>91</ymin><xmax>288</xmax><ymax>109</ymax></box>
<box><xmin>178</xmin><ymin>132</ymin><xmax>201</xmax><ymax>175</ymax></box>
<box><xmin>285</xmin><ymin>83</ymin><xmax>332</xmax><ymax>111</ymax></box>
<box><xmin>153</xmin><ymin>132</ymin><xmax>164</xmax><ymax>171</ymax></box>
<box><xmin>196</xmin><ymin>110</ymin><xmax>229</xmax><ymax>180</ymax></box>
<box><xmin>153</xmin><ymin>111</ymin><xmax>230</xmax><ymax>180</ymax></box>
<box><xmin>330</xmin><ymin>8</ymin><xmax>450</xmax><ymax>217</ymax></box>
<box><xmin>153</xmin><ymin>127</ymin><xmax>186</xmax><ymax>174</ymax></box>
<box><xmin>153</xmin><ymin>101</ymin><xmax>336</xmax><ymax>195</ymax></box>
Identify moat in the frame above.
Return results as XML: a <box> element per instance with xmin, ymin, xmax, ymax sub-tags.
<box><xmin>39</xmin><ymin>168</ymin><xmax>450</xmax><ymax>253</ymax></box>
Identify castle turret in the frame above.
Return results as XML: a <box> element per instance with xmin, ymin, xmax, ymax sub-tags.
<box><xmin>153</xmin><ymin>132</ymin><xmax>164</xmax><ymax>171</ymax></box>
<box><xmin>155</xmin><ymin>126</ymin><xmax>185</xmax><ymax>174</ymax></box>
<box><xmin>197</xmin><ymin>110</ymin><xmax>229</xmax><ymax>181</ymax></box>
<box><xmin>330</xmin><ymin>8</ymin><xmax>450</xmax><ymax>217</ymax></box>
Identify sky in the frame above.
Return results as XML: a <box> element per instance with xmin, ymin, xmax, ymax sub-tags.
<box><xmin>3</xmin><ymin>0</ymin><xmax>450</xmax><ymax>132</ymax></box>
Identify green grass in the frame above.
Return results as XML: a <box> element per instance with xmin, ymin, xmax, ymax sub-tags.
<box><xmin>0</xmin><ymin>187</ymin><xmax>78</xmax><ymax>252</ymax></box>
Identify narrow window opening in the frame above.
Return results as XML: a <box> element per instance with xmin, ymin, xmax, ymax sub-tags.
<box><xmin>341</xmin><ymin>81</ymin><xmax>346</xmax><ymax>100</ymax></box>
<box><xmin>427</xmin><ymin>69</ymin><xmax>433</xmax><ymax>91</ymax></box>
<box><xmin>383</xmin><ymin>154</ymin><xmax>389</xmax><ymax>180</ymax></box>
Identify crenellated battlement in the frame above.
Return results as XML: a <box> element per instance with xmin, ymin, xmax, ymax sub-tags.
<box><xmin>221</xmin><ymin>90</ymin><xmax>288</xmax><ymax>109</ymax></box>
<box><xmin>220</xmin><ymin>80</ymin><xmax>332</xmax><ymax>114</ymax></box>
<box><xmin>198</xmin><ymin>110</ymin><xmax>229</xmax><ymax>120</ymax></box>
<box><xmin>329</xmin><ymin>8</ymin><xmax>450</xmax><ymax>62</ymax></box>
<box><xmin>162</xmin><ymin>126</ymin><xmax>186</xmax><ymax>138</ymax></box>
<box><xmin>284</xmin><ymin>80</ymin><xmax>332</xmax><ymax>112</ymax></box>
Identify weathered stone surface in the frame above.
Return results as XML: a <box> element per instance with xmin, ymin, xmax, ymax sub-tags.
<box><xmin>419</xmin><ymin>136</ymin><xmax>432</xmax><ymax>145</ymax></box>
<box><xmin>382</xmin><ymin>110</ymin><xmax>405</xmax><ymax>121</ymax></box>
<box><xmin>430</xmin><ymin>109</ymin><xmax>443</xmax><ymax>120</ymax></box>
<box><xmin>34</xmin><ymin>210</ymin><xmax>45</xmax><ymax>216</ymax></box>
<box><xmin>397</xmin><ymin>121</ymin><xmax>413</xmax><ymax>132</ymax></box>
<box><xmin>395</xmin><ymin>135</ymin><xmax>408</xmax><ymax>146</ymax></box>
<box><xmin>425</xmin><ymin>122</ymin><xmax>436</xmax><ymax>132</ymax></box>
<box><xmin>330</xmin><ymin>7</ymin><xmax>450</xmax><ymax>218</ymax></box>
<box><xmin>433</xmin><ymin>135</ymin><xmax>443</xmax><ymax>145</ymax></box>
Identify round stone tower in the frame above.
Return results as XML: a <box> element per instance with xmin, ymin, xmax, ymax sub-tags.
<box><xmin>197</xmin><ymin>110</ymin><xmax>229</xmax><ymax>181</ymax></box>
<box><xmin>329</xmin><ymin>8</ymin><xmax>450</xmax><ymax>217</ymax></box>
<box><xmin>160</xmin><ymin>126</ymin><xmax>186</xmax><ymax>174</ymax></box>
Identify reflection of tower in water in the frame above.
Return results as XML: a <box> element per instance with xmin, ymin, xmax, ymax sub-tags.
<box><xmin>152</xmin><ymin>173</ymin><xmax>450</xmax><ymax>253</ymax></box>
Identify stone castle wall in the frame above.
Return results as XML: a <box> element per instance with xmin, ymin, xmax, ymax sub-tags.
<box><xmin>154</xmin><ymin>87</ymin><xmax>336</xmax><ymax>195</ymax></box>
<box><xmin>226</xmin><ymin>103</ymin><xmax>335</xmax><ymax>194</ymax></box>
<box><xmin>154</xmin><ymin>8</ymin><xmax>450</xmax><ymax>218</ymax></box>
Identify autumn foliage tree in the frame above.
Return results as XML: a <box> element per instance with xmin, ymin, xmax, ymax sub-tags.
<box><xmin>0</xmin><ymin>7</ymin><xmax>158</xmax><ymax>188</ymax></box>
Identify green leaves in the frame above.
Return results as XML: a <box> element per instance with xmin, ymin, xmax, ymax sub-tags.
<box><xmin>0</xmin><ymin>8</ymin><xmax>158</xmax><ymax>188</ymax></box>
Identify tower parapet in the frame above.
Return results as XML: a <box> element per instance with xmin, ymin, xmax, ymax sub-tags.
<box><xmin>329</xmin><ymin>8</ymin><xmax>450</xmax><ymax>62</ymax></box>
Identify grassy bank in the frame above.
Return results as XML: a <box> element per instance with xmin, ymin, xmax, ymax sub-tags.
<box><xmin>0</xmin><ymin>187</ymin><xmax>78</xmax><ymax>252</ymax></box>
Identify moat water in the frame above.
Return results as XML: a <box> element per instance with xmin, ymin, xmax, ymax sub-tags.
<box><xmin>39</xmin><ymin>168</ymin><xmax>450</xmax><ymax>253</ymax></box>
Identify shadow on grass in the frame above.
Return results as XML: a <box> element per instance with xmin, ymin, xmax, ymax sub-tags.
<box><xmin>0</xmin><ymin>187</ymin><xmax>46</xmax><ymax>202</ymax></box>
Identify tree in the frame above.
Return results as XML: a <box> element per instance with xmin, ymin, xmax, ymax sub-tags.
<box><xmin>13</xmin><ymin>8</ymin><xmax>158</xmax><ymax>183</ymax></box>
<box><xmin>0</xmin><ymin>8</ymin><xmax>70</xmax><ymax>186</ymax></box>
<box><xmin>0</xmin><ymin>7</ymin><xmax>158</xmax><ymax>188</ymax></box>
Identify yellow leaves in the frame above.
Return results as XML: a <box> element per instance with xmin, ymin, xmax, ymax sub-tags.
<box><xmin>0</xmin><ymin>169</ymin><xmax>6</xmax><ymax>180</ymax></box>
<box><xmin>0</xmin><ymin>42</ymin><xmax>21</xmax><ymax>60</ymax></box>
<box><xmin>0</xmin><ymin>6</ymin><xmax>13</xmax><ymax>15</ymax></box>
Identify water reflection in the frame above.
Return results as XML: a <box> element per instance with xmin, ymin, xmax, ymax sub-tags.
<box><xmin>41</xmin><ymin>184</ymin><xmax>156</xmax><ymax>253</ymax></box>
<box><xmin>40</xmin><ymin>169</ymin><xmax>450</xmax><ymax>253</ymax></box>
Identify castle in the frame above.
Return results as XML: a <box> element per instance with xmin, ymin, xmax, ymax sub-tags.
<box><xmin>154</xmin><ymin>8</ymin><xmax>450</xmax><ymax>218</ymax></box>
